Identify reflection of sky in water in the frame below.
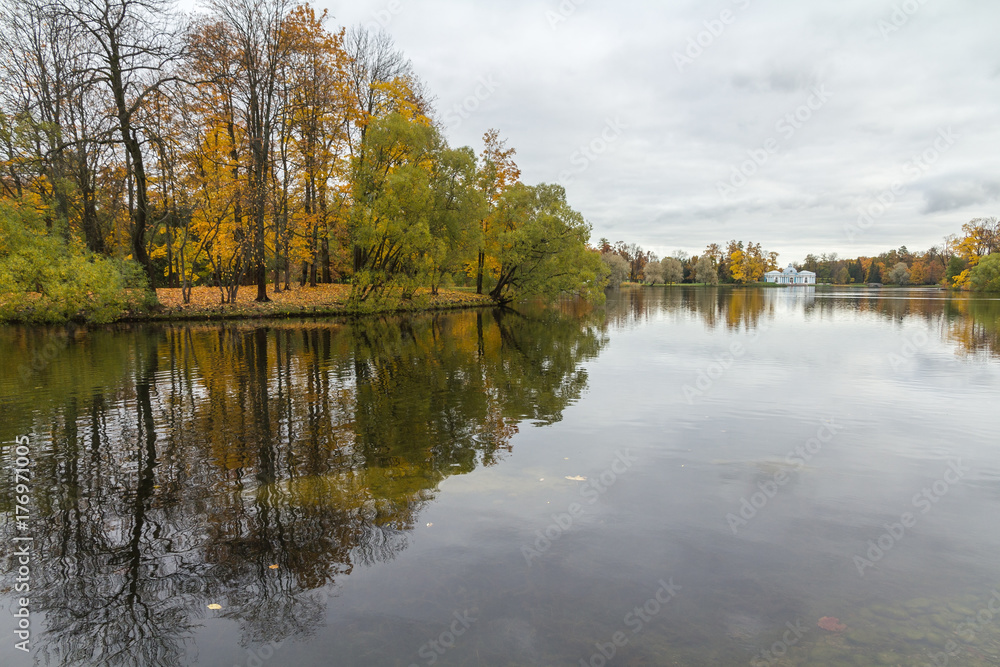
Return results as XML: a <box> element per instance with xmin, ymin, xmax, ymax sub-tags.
<box><xmin>1</xmin><ymin>287</ymin><xmax>1000</xmax><ymax>666</ymax></box>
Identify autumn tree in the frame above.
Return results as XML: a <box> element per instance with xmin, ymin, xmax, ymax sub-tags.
<box><xmin>601</xmin><ymin>252</ymin><xmax>629</xmax><ymax>288</ymax></box>
<box><xmin>950</xmin><ymin>217</ymin><xmax>1000</xmax><ymax>287</ymax></box>
<box><xmin>55</xmin><ymin>0</ymin><xmax>187</xmax><ymax>287</ymax></box>
<box><xmin>281</xmin><ymin>6</ymin><xmax>351</xmax><ymax>288</ymax></box>
<box><xmin>208</xmin><ymin>0</ymin><xmax>297</xmax><ymax>302</ymax></box>
<box><xmin>474</xmin><ymin>129</ymin><xmax>520</xmax><ymax>294</ymax></box>
<box><xmin>0</xmin><ymin>0</ymin><xmax>113</xmax><ymax>252</ymax></box>
<box><xmin>184</xmin><ymin>17</ymin><xmax>250</xmax><ymax>302</ymax></box>
<box><xmin>342</xmin><ymin>26</ymin><xmax>432</xmax><ymax>279</ymax></box>
<box><xmin>0</xmin><ymin>0</ymin><xmax>77</xmax><ymax>229</ymax></box>
<box><xmin>342</xmin><ymin>27</ymin><xmax>416</xmax><ymax>152</ymax></box>
<box><xmin>642</xmin><ymin>258</ymin><xmax>664</xmax><ymax>284</ymax></box>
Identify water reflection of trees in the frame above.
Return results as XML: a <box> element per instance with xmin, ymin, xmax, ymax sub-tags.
<box><xmin>0</xmin><ymin>306</ymin><xmax>606</xmax><ymax>666</ymax></box>
<box><xmin>944</xmin><ymin>297</ymin><xmax>1000</xmax><ymax>357</ymax></box>
<box><xmin>602</xmin><ymin>285</ymin><xmax>1000</xmax><ymax>357</ymax></box>
<box><xmin>606</xmin><ymin>286</ymin><xmax>776</xmax><ymax>331</ymax></box>
<box><xmin>807</xmin><ymin>288</ymin><xmax>1000</xmax><ymax>357</ymax></box>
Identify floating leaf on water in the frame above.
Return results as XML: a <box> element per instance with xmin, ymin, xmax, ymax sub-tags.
<box><xmin>269</xmin><ymin>564</ymin><xmax>279</xmax><ymax>569</ymax></box>
<box><xmin>818</xmin><ymin>616</ymin><xmax>846</xmax><ymax>632</ymax></box>
<box><xmin>207</xmin><ymin>604</ymin><xmax>222</xmax><ymax>610</ymax></box>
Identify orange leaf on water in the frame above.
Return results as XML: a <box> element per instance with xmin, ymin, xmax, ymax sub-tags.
<box><xmin>818</xmin><ymin>616</ymin><xmax>846</xmax><ymax>632</ymax></box>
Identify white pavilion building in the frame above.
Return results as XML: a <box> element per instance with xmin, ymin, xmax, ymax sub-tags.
<box><xmin>764</xmin><ymin>264</ymin><xmax>816</xmax><ymax>285</ymax></box>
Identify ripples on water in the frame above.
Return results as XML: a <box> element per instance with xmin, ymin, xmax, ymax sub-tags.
<box><xmin>1</xmin><ymin>287</ymin><xmax>999</xmax><ymax>666</ymax></box>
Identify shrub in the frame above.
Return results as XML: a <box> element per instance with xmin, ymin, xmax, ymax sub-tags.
<box><xmin>0</xmin><ymin>202</ymin><xmax>154</xmax><ymax>323</ymax></box>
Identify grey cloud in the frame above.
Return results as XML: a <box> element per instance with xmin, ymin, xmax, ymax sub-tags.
<box><xmin>919</xmin><ymin>179</ymin><xmax>1000</xmax><ymax>214</ymax></box>
<box><xmin>325</xmin><ymin>0</ymin><xmax>1000</xmax><ymax>263</ymax></box>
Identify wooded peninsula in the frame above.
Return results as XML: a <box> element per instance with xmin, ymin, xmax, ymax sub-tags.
<box><xmin>0</xmin><ymin>0</ymin><xmax>604</xmax><ymax>323</ymax></box>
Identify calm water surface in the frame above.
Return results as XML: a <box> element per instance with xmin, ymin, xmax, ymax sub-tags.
<box><xmin>2</xmin><ymin>287</ymin><xmax>1000</xmax><ymax>666</ymax></box>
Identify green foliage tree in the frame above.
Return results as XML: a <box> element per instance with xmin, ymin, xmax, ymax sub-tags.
<box><xmin>601</xmin><ymin>252</ymin><xmax>629</xmax><ymax>288</ymax></box>
<box><xmin>866</xmin><ymin>261</ymin><xmax>883</xmax><ymax>284</ymax></box>
<box><xmin>486</xmin><ymin>183</ymin><xmax>607</xmax><ymax>304</ymax></box>
<box><xmin>946</xmin><ymin>255</ymin><xmax>968</xmax><ymax>286</ymax></box>
<box><xmin>970</xmin><ymin>253</ymin><xmax>1000</xmax><ymax>292</ymax></box>
<box><xmin>348</xmin><ymin>113</ymin><xmax>438</xmax><ymax>302</ymax></box>
<box><xmin>848</xmin><ymin>260</ymin><xmax>865</xmax><ymax>283</ymax></box>
<box><xmin>694</xmin><ymin>255</ymin><xmax>718</xmax><ymax>285</ymax></box>
<box><xmin>662</xmin><ymin>257</ymin><xmax>684</xmax><ymax>284</ymax></box>
<box><xmin>426</xmin><ymin>146</ymin><xmax>484</xmax><ymax>295</ymax></box>
<box><xmin>888</xmin><ymin>262</ymin><xmax>910</xmax><ymax>285</ymax></box>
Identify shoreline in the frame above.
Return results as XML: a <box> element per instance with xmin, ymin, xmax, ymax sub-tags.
<box><xmin>132</xmin><ymin>285</ymin><xmax>495</xmax><ymax>323</ymax></box>
<box><xmin>2</xmin><ymin>284</ymin><xmax>497</xmax><ymax>326</ymax></box>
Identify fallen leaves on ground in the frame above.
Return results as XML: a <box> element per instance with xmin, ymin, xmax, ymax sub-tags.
<box><xmin>147</xmin><ymin>284</ymin><xmax>492</xmax><ymax>320</ymax></box>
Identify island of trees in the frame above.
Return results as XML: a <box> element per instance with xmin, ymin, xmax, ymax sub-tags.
<box><xmin>0</xmin><ymin>0</ymin><xmax>604</xmax><ymax>323</ymax></box>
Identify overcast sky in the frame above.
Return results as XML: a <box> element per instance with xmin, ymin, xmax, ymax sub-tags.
<box><xmin>315</xmin><ymin>0</ymin><xmax>999</xmax><ymax>263</ymax></box>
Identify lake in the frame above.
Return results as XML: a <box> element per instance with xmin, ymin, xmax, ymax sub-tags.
<box><xmin>2</xmin><ymin>286</ymin><xmax>1000</xmax><ymax>666</ymax></box>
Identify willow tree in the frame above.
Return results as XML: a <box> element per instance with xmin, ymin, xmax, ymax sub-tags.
<box><xmin>348</xmin><ymin>111</ymin><xmax>438</xmax><ymax>302</ymax></box>
<box><xmin>487</xmin><ymin>182</ymin><xmax>607</xmax><ymax>304</ymax></box>
<box><xmin>426</xmin><ymin>145</ymin><xmax>484</xmax><ymax>295</ymax></box>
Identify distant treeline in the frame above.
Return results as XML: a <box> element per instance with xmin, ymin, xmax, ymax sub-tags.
<box><xmin>600</xmin><ymin>216</ymin><xmax>1000</xmax><ymax>291</ymax></box>
<box><xmin>598</xmin><ymin>239</ymin><xmax>778</xmax><ymax>287</ymax></box>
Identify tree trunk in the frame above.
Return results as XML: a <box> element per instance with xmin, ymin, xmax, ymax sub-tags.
<box><xmin>476</xmin><ymin>250</ymin><xmax>485</xmax><ymax>294</ymax></box>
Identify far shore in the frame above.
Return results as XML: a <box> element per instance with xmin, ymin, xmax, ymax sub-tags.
<box><xmin>618</xmin><ymin>282</ymin><xmax>951</xmax><ymax>289</ymax></box>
